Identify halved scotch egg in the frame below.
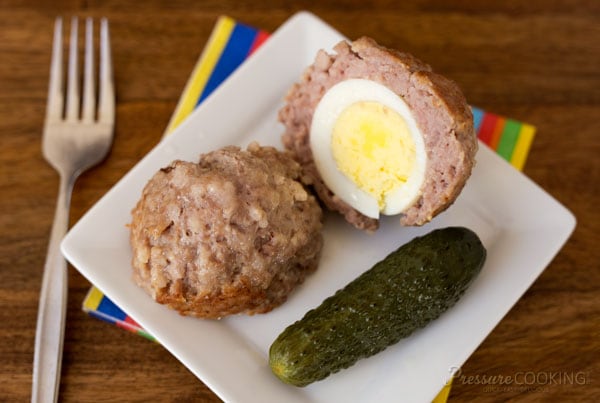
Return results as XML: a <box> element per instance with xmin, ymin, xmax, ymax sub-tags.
<box><xmin>280</xmin><ymin>37</ymin><xmax>478</xmax><ymax>232</ymax></box>
<box><xmin>310</xmin><ymin>79</ymin><xmax>427</xmax><ymax>219</ymax></box>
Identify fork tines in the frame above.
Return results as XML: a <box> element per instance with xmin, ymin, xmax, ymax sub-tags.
<box><xmin>47</xmin><ymin>17</ymin><xmax>114</xmax><ymax>126</ymax></box>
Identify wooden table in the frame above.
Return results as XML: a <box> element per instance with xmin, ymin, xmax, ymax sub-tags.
<box><xmin>1</xmin><ymin>1</ymin><xmax>598</xmax><ymax>402</ymax></box>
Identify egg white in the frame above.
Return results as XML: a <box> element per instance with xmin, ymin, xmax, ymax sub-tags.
<box><xmin>310</xmin><ymin>79</ymin><xmax>427</xmax><ymax>219</ymax></box>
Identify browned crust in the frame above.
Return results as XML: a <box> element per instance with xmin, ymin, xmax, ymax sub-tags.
<box><xmin>279</xmin><ymin>37</ymin><xmax>477</xmax><ymax>230</ymax></box>
<box><xmin>129</xmin><ymin>144</ymin><xmax>323</xmax><ymax>318</ymax></box>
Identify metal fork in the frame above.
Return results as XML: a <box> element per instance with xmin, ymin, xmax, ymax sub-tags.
<box><xmin>32</xmin><ymin>17</ymin><xmax>114</xmax><ymax>403</ymax></box>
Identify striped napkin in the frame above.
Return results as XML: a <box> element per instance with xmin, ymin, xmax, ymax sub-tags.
<box><xmin>82</xmin><ymin>15</ymin><xmax>535</xmax><ymax>402</ymax></box>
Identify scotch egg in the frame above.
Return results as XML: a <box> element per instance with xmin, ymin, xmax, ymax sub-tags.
<box><xmin>310</xmin><ymin>79</ymin><xmax>427</xmax><ymax>219</ymax></box>
<box><xmin>280</xmin><ymin>37</ymin><xmax>478</xmax><ymax>231</ymax></box>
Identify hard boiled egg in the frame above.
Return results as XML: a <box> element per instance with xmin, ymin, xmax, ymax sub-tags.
<box><xmin>310</xmin><ymin>79</ymin><xmax>427</xmax><ymax>219</ymax></box>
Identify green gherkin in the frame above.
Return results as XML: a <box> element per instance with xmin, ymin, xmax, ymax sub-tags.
<box><xmin>269</xmin><ymin>227</ymin><xmax>486</xmax><ymax>387</ymax></box>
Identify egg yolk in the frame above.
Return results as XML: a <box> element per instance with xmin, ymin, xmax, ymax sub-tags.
<box><xmin>331</xmin><ymin>101</ymin><xmax>416</xmax><ymax>209</ymax></box>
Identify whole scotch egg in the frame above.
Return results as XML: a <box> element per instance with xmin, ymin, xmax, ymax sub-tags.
<box><xmin>280</xmin><ymin>37</ymin><xmax>478</xmax><ymax>232</ymax></box>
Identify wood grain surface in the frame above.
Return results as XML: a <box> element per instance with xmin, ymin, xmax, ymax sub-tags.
<box><xmin>1</xmin><ymin>1</ymin><xmax>598</xmax><ymax>402</ymax></box>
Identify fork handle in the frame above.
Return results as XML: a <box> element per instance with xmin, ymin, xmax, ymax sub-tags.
<box><xmin>32</xmin><ymin>174</ymin><xmax>73</xmax><ymax>403</ymax></box>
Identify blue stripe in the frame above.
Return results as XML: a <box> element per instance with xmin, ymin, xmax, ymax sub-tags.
<box><xmin>197</xmin><ymin>23</ymin><xmax>258</xmax><ymax>106</ymax></box>
<box><xmin>471</xmin><ymin>106</ymin><xmax>484</xmax><ymax>134</ymax></box>
<box><xmin>87</xmin><ymin>309</ymin><xmax>118</xmax><ymax>325</ymax></box>
<box><xmin>97</xmin><ymin>296</ymin><xmax>127</xmax><ymax>321</ymax></box>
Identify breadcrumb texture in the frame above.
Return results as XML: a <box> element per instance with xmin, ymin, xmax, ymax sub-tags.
<box><xmin>129</xmin><ymin>143</ymin><xmax>323</xmax><ymax>318</ymax></box>
<box><xmin>279</xmin><ymin>37</ymin><xmax>477</xmax><ymax>231</ymax></box>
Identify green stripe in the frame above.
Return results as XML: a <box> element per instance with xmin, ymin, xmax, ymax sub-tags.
<box><xmin>137</xmin><ymin>329</ymin><xmax>157</xmax><ymax>342</ymax></box>
<box><xmin>496</xmin><ymin>119</ymin><xmax>521</xmax><ymax>161</ymax></box>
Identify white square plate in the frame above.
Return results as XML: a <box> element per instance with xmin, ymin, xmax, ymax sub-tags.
<box><xmin>61</xmin><ymin>11</ymin><xmax>576</xmax><ymax>403</ymax></box>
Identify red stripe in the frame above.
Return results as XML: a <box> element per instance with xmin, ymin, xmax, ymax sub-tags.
<box><xmin>124</xmin><ymin>315</ymin><xmax>142</xmax><ymax>328</ymax></box>
<box><xmin>115</xmin><ymin>320</ymin><xmax>137</xmax><ymax>333</ymax></box>
<box><xmin>489</xmin><ymin>116</ymin><xmax>506</xmax><ymax>150</ymax></box>
<box><xmin>477</xmin><ymin>112</ymin><xmax>499</xmax><ymax>148</ymax></box>
<box><xmin>248</xmin><ymin>30</ymin><xmax>270</xmax><ymax>55</ymax></box>
<box><xmin>114</xmin><ymin>316</ymin><xmax>144</xmax><ymax>334</ymax></box>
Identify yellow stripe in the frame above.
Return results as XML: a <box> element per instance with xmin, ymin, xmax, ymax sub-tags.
<box><xmin>510</xmin><ymin>123</ymin><xmax>536</xmax><ymax>171</ymax></box>
<box><xmin>432</xmin><ymin>378</ymin><xmax>453</xmax><ymax>403</ymax></box>
<box><xmin>82</xmin><ymin>286</ymin><xmax>104</xmax><ymax>311</ymax></box>
<box><xmin>164</xmin><ymin>16</ymin><xmax>235</xmax><ymax>136</ymax></box>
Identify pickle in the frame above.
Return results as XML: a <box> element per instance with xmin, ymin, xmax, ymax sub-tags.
<box><xmin>269</xmin><ymin>227</ymin><xmax>486</xmax><ymax>387</ymax></box>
